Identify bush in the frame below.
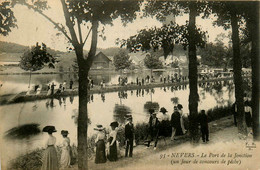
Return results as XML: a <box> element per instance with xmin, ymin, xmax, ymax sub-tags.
<box><xmin>9</xmin><ymin>149</ymin><xmax>44</xmax><ymax>170</ymax></box>
<box><xmin>206</xmin><ymin>105</ymin><xmax>232</xmax><ymax>122</ymax></box>
<box><xmin>9</xmin><ymin>143</ymin><xmax>79</xmax><ymax>170</ymax></box>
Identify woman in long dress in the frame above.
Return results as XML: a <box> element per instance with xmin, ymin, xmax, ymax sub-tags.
<box><xmin>107</xmin><ymin>122</ymin><xmax>118</xmax><ymax>161</ymax></box>
<box><xmin>94</xmin><ymin>125</ymin><xmax>107</xmax><ymax>164</ymax></box>
<box><xmin>159</xmin><ymin>107</ymin><xmax>171</xmax><ymax>137</ymax></box>
<box><xmin>41</xmin><ymin>126</ymin><xmax>59</xmax><ymax>170</ymax></box>
<box><xmin>60</xmin><ymin>130</ymin><xmax>71</xmax><ymax>168</ymax></box>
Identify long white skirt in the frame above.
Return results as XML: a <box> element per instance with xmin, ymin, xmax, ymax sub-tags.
<box><xmin>60</xmin><ymin>147</ymin><xmax>71</xmax><ymax>168</ymax></box>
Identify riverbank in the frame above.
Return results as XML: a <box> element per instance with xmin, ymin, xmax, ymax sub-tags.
<box><xmin>0</xmin><ymin>76</ymin><xmax>237</xmax><ymax>105</ymax></box>
<box><xmin>8</xmin><ymin>114</ymin><xmax>256</xmax><ymax>170</ymax></box>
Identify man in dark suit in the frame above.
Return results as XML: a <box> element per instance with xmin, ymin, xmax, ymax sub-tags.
<box><xmin>125</xmin><ymin>116</ymin><xmax>134</xmax><ymax>157</ymax></box>
<box><xmin>147</xmin><ymin>110</ymin><xmax>160</xmax><ymax>150</ymax></box>
<box><xmin>198</xmin><ymin>110</ymin><xmax>209</xmax><ymax>142</ymax></box>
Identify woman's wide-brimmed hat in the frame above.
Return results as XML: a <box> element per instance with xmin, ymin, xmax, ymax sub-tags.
<box><xmin>94</xmin><ymin>124</ymin><xmax>105</xmax><ymax>131</ymax></box>
<box><xmin>177</xmin><ymin>104</ymin><xmax>183</xmax><ymax>109</ymax></box>
<box><xmin>160</xmin><ymin>107</ymin><xmax>168</xmax><ymax>113</ymax></box>
<box><xmin>110</xmin><ymin>121</ymin><xmax>119</xmax><ymax>128</ymax></box>
<box><xmin>42</xmin><ymin>126</ymin><xmax>57</xmax><ymax>133</ymax></box>
<box><xmin>61</xmin><ymin>130</ymin><xmax>69</xmax><ymax>135</ymax></box>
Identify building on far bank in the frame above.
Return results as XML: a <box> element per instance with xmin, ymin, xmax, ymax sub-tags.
<box><xmin>128</xmin><ymin>52</ymin><xmax>146</xmax><ymax>68</ymax></box>
<box><xmin>91</xmin><ymin>52</ymin><xmax>112</xmax><ymax>69</ymax></box>
<box><xmin>159</xmin><ymin>55</ymin><xmax>187</xmax><ymax>66</ymax></box>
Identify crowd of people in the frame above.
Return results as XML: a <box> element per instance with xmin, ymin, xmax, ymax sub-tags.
<box><xmin>40</xmin><ymin>104</ymin><xmax>210</xmax><ymax>169</ymax></box>
<box><xmin>92</xmin><ymin>104</ymin><xmax>210</xmax><ymax>165</ymax></box>
<box><xmin>28</xmin><ymin>71</ymin><xmax>235</xmax><ymax>97</ymax></box>
<box><xmin>46</xmin><ymin>80</ymin><xmax>74</xmax><ymax>96</ymax></box>
<box><xmin>40</xmin><ymin>95</ymin><xmax>254</xmax><ymax>169</ymax></box>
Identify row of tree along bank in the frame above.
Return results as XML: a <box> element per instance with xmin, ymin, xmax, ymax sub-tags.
<box><xmin>0</xmin><ymin>77</ymin><xmax>244</xmax><ymax>106</ymax></box>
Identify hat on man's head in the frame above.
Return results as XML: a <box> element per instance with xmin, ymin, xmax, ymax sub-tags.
<box><xmin>125</xmin><ymin>114</ymin><xmax>133</xmax><ymax>120</ymax></box>
<box><xmin>148</xmin><ymin>108</ymin><xmax>155</xmax><ymax>114</ymax></box>
<box><xmin>177</xmin><ymin>104</ymin><xmax>183</xmax><ymax>109</ymax></box>
<box><xmin>61</xmin><ymin>130</ymin><xmax>69</xmax><ymax>135</ymax></box>
<box><xmin>43</xmin><ymin>126</ymin><xmax>57</xmax><ymax>133</ymax></box>
<box><xmin>110</xmin><ymin>121</ymin><xmax>119</xmax><ymax>128</ymax></box>
<box><xmin>160</xmin><ymin>107</ymin><xmax>168</xmax><ymax>113</ymax></box>
<box><xmin>94</xmin><ymin>124</ymin><xmax>105</xmax><ymax>131</ymax></box>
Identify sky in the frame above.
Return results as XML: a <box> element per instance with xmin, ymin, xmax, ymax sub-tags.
<box><xmin>0</xmin><ymin>1</ymin><xmax>230</xmax><ymax>52</ymax></box>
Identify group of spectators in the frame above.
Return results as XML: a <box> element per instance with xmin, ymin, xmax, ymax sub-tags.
<box><xmin>93</xmin><ymin>104</ymin><xmax>210</xmax><ymax>166</ymax></box>
<box><xmin>47</xmin><ymin>80</ymin><xmax>74</xmax><ymax>95</ymax></box>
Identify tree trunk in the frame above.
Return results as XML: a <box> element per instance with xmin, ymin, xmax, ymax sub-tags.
<box><xmin>248</xmin><ymin>2</ymin><xmax>260</xmax><ymax>140</ymax></box>
<box><xmin>230</xmin><ymin>8</ymin><xmax>247</xmax><ymax>135</ymax></box>
<box><xmin>188</xmin><ymin>2</ymin><xmax>200</xmax><ymax>143</ymax></box>
<box><xmin>76</xmin><ymin>46</ymin><xmax>89</xmax><ymax>170</ymax></box>
<box><xmin>28</xmin><ymin>70</ymin><xmax>32</xmax><ymax>89</ymax></box>
<box><xmin>76</xmin><ymin>18</ymin><xmax>98</xmax><ymax>170</ymax></box>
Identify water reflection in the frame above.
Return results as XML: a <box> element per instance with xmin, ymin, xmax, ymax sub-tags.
<box><xmin>5</xmin><ymin>123</ymin><xmax>41</xmax><ymax>140</ymax></box>
<box><xmin>171</xmin><ymin>97</ymin><xmax>179</xmax><ymax>105</ymax></box>
<box><xmin>101</xmin><ymin>93</ymin><xmax>105</xmax><ymax>102</ymax></box>
<box><xmin>113</xmin><ymin>104</ymin><xmax>132</xmax><ymax>124</ymax></box>
<box><xmin>0</xmin><ymin>80</ymin><xmax>236</xmax><ymax>165</ymax></box>
<box><xmin>199</xmin><ymin>81</ymin><xmax>234</xmax><ymax>106</ymax></box>
<box><xmin>144</xmin><ymin>102</ymin><xmax>160</xmax><ymax>114</ymax></box>
<box><xmin>70</xmin><ymin>96</ymin><xmax>74</xmax><ymax>104</ymax></box>
<box><xmin>45</xmin><ymin>98</ymin><xmax>56</xmax><ymax>109</ymax></box>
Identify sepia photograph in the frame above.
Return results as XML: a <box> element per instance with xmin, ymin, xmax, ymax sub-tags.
<box><xmin>0</xmin><ymin>0</ymin><xmax>259</xmax><ymax>170</ymax></box>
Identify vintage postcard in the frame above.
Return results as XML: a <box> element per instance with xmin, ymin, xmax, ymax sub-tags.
<box><xmin>0</xmin><ymin>0</ymin><xmax>259</xmax><ymax>170</ymax></box>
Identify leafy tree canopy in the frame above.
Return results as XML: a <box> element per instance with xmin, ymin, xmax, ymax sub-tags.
<box><xmin>113</xmin><ymin>50</ymin><xmax>132</xmax><ymax>71</ymax></box>
<box><xmin>144</xmin><ymin>53</ymin><xmax>163</xmax><ymax>69</ymax></box>
<box><xmin>144</xmin><ymin>1</ymin><xmax>211</xmax><ymax>21</ymax></box>
<box><xmin>119</xmin><ymin>23</ymin><xmax>207</xmax><ymax>59</ymax></box>
<box><xmin>20</xmin><ymin>42</ymin><xmax>56</xmax><ymax>71</ymax></box>
<box><xmin>0</xmin><ymin>1</ymin><xmax>17</xmax><ymax>36</ymax></box>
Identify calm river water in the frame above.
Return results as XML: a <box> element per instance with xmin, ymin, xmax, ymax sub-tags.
<box><xmin>0</xmin><ymin>72</ymin><xmax>235</xmax><ymax>167</ymax></box>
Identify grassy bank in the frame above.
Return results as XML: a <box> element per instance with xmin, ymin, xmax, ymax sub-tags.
<box><xmin>8</xmin><ymin>105</ymin><xmax>233</xmax><ymax>170</ymax></box>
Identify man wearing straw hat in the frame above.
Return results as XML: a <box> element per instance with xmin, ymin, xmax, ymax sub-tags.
<box><xmin>125</xmin><ymin>115</ymin><xmax>134</xmax><ymax>157</ymax></box>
